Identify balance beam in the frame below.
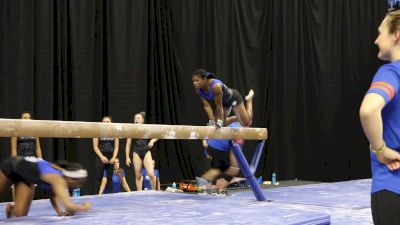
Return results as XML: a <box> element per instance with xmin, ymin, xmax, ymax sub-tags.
<box><xmin>0</xmin><ymin>119</ymin><xmax>268</xmax><ymax>140</ymax></box>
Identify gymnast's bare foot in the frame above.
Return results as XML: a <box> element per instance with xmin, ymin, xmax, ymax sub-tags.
<box><xmin>245</xmin><ymin>89</ymin><xmax>254</xmax><ymax>101</ymax></box>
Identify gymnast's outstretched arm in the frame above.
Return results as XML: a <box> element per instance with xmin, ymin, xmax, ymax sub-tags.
<box><xmin>41</xmin><ymin>174</ymin><xmax>91</xmax><ymax>214</ymax></box>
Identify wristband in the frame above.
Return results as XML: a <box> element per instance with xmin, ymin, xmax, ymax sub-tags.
<box><xmin>207</xmin><ymin>119</ymin><xmax>215</xmax><ymax>126</ymax></box>
<box><xmin>370</xmin><ymin>142</ymin><xmax>386</xmax><ymax>154</ymax></box>
<box><xmin>216</xmin><ymin>119</ymin><xmax>223</xmax><ymax>128</ymax></box>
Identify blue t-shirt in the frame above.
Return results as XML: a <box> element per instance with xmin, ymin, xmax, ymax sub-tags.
<box><xmin>103</xmin><ymin>170</ymin><xmax>125</xmax><ymax>193</ymax></box>
<box><xmin>208</xmin><ymin>122</ymin><xmax>242</xmax><ymax>151</ymax></box>
<box><xmin>366</xmin><ymin>61</ymin><xmax>400</xmax><ymax>194</ymax></box>
<box><xmin>142</xmin><ymin>168</ymin><xmax>159</xmax><ymax>190</ymax></box>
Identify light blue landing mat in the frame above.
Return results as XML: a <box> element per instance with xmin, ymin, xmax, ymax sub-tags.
<box><xmin>254</xmin><ymin>179</ymin><xmax>371</xmax><ymax>209</ymax></box>
<box><xmin>233</xmin><ymin>179</ymin><xmax>373</xmax><ymax>224</ymax></box>
<box><xmin>0</xmin><ymin>191</ymin><xmax>330</xmax><ymax>225</ymax></box>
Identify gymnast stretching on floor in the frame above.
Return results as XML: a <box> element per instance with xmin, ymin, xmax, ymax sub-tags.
<box><xmin>198</xmin><ymin>122</ymin><xmax>243</xmax><ymax>196</ymax></box>
<box><xmin>0</xmin><ymin>156</ymin><xmax>90</xmax><ymax>218</ymax></box>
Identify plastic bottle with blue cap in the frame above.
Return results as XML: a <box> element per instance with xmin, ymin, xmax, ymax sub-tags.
<box><xmin>72</xmin><ymin>188</ymin><xmax>80</xmax><ymax>197</ymax></box>
<box><xmin>271</xmin><ymin>172</ymin><xmax>277</xmax><ymax>185</ymax></box>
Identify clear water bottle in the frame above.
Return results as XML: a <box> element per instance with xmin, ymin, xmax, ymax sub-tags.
<box><xmin>172</xmin><ymin>182</ymin><xmax>177</xmax><ymax>189</ymax></box>
<box><xmin>72</xmin><ymin>188</ymin><xmax>80</xmax><ymax>197</ymax></box>
<box><xmin>271</xmin><ymin>172</ymin><xmax>277</xmax><ymax>185</ymax></box>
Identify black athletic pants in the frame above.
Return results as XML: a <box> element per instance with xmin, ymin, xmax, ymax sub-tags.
<box><xmin>371</xmin><ymin>190</ymin><xmax>400</xmax><ymax>225</ymax></box>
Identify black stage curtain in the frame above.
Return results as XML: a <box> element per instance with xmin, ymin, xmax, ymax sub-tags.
<box><xmin>0</xmin><ymin>0</ymin><xmax>387</xmax><ymax>196</ymax></box>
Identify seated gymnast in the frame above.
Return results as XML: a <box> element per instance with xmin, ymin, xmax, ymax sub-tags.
<box><xmin>191</xmin><ymin>69</ymin><xmax>254</xmax><ymax>129</ymax></box>
<box><xmin>98</xmin><ymin>158</ymin><xmax>131</xmax><ymax>194</ymax></box>
<box><xmin>197</xmin><ymin>122</ymin><xmax>243</xmax><ymax>196</ymax></box>
<box><xmin>0</xmin><ymin>156</ymin><xmax>91</xmax><ymax>218</ymax></box>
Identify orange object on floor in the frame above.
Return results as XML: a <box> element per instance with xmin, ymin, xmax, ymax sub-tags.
<box><xmin>178</xmin><ymin>180</ymin><xmax>199</xmax><ymax>192</ymax></box>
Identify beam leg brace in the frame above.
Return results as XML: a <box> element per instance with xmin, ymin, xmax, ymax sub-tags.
<box><xmin>231</xmin><ymin>141</ymin><xmax>266</xmax><ymax>201</ymax></box>
<box><xmin>250</xmin><ymin>141</ymin><xmax>265</xmax><ymax>173</ymax></box>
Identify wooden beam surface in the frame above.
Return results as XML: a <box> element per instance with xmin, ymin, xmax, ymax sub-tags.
<box><xmin>0</xmin><ymin>119</ymin><xmax>268</xmax><ymax>140</ymax></box>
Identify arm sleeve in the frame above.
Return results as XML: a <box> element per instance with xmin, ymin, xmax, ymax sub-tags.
<box><xmin>367</xmin><ymin>66</ymin><xmax>400</xmax><ymax>104</ymax></box>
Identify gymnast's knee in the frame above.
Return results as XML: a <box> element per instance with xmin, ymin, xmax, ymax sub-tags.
<box><xmin>241</xmin><ymin>119</ymin><xmax>252</xmax><ymax>127</ymax></box>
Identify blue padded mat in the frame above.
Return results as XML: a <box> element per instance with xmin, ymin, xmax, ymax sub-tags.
<box><xmin>0</xmin><ymin>191</ymin><xmax>330</xmax><ymax>225</ymax></box>
<box><xmin>236</xmin><ymin>179</ymin><xmax>371</xmax><ymax>209</ymax></box>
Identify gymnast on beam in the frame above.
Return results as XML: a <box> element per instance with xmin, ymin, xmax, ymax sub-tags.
<box><xmin>0</xmin><ymin>156</ymin><xmax>90</xmax><ymax>218</ymax></box>
<box><xmin>197</xmin><ymin>122</ymin><xmax>243</xmax><ymax>196</ymax></box>
<box><xmin>191</xmin><ymin>69</ymin><xmax>254</xmax><ymax>129</ymax></box>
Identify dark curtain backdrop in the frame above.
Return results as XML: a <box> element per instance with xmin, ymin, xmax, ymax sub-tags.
<box><xmin>0</xmin><ymin>0</ymin><xmax>387</xmax><ymax>196</ymax></box>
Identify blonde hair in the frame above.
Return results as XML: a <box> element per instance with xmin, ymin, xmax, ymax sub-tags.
<box><xmin>386</xmin><ymin>10</ymin><xmax>400</xmax><ymax>34</ymax></box>
<box><xmin>102</xmin><ymin>116</ymin><xmax>112</xmax><ymax>122</ymax></box>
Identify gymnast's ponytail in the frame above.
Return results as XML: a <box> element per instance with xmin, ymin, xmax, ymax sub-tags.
<box><xmin>193</xmin><ymin>69</ymin><xmax>216</xmax><ymax>79</ymax></box>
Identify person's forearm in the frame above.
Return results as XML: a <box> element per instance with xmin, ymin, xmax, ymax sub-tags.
<box><xmin>112</xmin><ymin>139</ymin><xmax>119</xmax><ymax>159</ymax></box>
<box><xmin>360</xmin><ymin>108</ymin><xmax>384</xmax><ymax>149</ymax></box>
<box><xmin>11</xmin><ymin>137</ymin><xmax>17</xmax><ymax>156</ymax></box>
<box><xmin>204</xmin><ymin>106</ymin><xmax>215</xmax><ymax>120</ymax></box>
<box><xmin>50</xmin><ymin>196</ymin><xmax>63</xmax><ymax>215</ymax></box>
<box><xmin>36</xmin><ymin>138</ymin><xmax>43</xmax><ymax>158</ymax></box>
<box><xmin>125</xmin><ymin>148</ymin><xmax>130</xmax><ymax>159</ymax></box>
<box><xmin>112</xmin><ymin>149</ymin><xmax>119</xmax><ymax>159</ymax></box>
<box><xmin>125</xmin><ymin>140</ymin><xmax>131</xmax><ymax>158</ymax></box>
<box><xmin>93</xmin><ymin>148</ymin><xmax>104</xmax><ymax>158</ymax></box>
<box><xmin>123</xmin><ymin>182</ymin><xmax>131</xmax><ymax>192</ymax></box>
<box><xmin>36</xmin><ymin>148</ymin><xmax>43</xmax><ymax>158</ymax></box>
<box><xmin>214</xmin><ymin>106</ymin><xmax>224</xmax><ymax>122</ymax></box>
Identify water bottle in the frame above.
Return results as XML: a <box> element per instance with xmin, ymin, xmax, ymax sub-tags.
<box><xmin>172</xmin><ymin>182</ymin><xmax>177</xmax><ymax>189</ymax></box>
<box><xmin>257</xmin><ymin>176</ymin><xmax>263</xmax><ymax>184</ymax></box>
<box><xmin>72</xmin><ymin>188</ymin><xmax>80</xmax><ymax>197</ymax></box>
<box><xmin>271</xmin><ymin>172</ymin><xmax>277</xmax><ymax>185</ymax></box>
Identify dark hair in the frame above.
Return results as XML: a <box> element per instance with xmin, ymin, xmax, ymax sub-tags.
<box><xmin>114</xmin><ymin>159</ymin><xmax>124</xmax><ymax>183</ymax></box>
<box><xmin>135</xmin><ymin>111</ymin><xmax>146</xmax><ymax>122</ymax></box>
<box><xmin>192</xmin><ymin>69</ymin><xmax>215</xmax><ymax>79</ymax></box>
<box><xmin>388</xmin><ymin>0</ymin><xmax>400</xmax><ymax>12</ymax></box>
<box><xmin>55</xmin><ymin>160</ymin><xmax>85</xmax><ymax>172</ymax></box>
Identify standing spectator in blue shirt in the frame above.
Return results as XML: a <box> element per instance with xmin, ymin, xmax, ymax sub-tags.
<box><xmin>360</xmin><ymin>10</ymin><xmax>400</xmax><ymax>225</ymax></box>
